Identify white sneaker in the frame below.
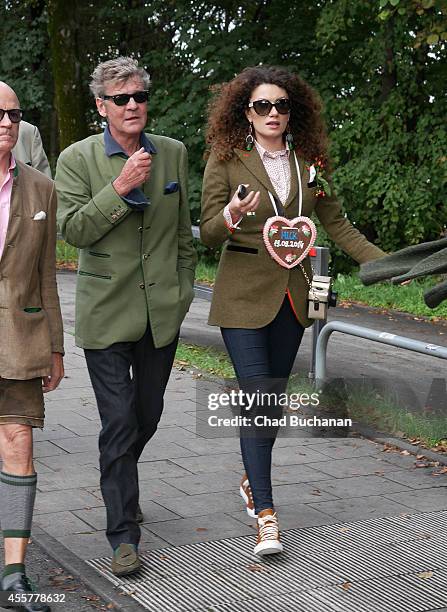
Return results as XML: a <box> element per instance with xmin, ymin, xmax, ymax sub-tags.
<box><xmin>240</xmin><ymin>474</ymin><xmax>258</xmax><ymax>518</ymax></box>
<box><xmin>254</xmin><ymin>509</ymin><xmax>283</xmax><ymax>556</ymax></box>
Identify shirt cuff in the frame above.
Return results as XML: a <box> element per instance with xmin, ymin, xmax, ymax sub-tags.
<box><xmin>223</xmin><ymin>204</ymin><xmax>242</xmax><ymax>233</ymax></box>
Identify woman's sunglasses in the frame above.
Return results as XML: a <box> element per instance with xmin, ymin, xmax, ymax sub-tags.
<box><xmin>248</xmin><ymin>98</ymin><xmax>291</xmax><ymax>116</ymax></box>
<box><xmin>0</xmin><ymin>108</ymin><xmax>23</xmax><ymax>123</ymax></box>
<box><xmin>102</xmin><ymin>91</ymin><xmax>149</xmax><ymax>106</ymax></box>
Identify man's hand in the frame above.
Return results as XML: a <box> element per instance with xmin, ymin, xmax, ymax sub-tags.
<box><xmin>112</xmin><ymin>147</ymin><xmax>152</xmax><ymax>196</ymax></box>
<box><xmin>42</xmin><ymin>352</ymin><xmax>64</xmax><ymax>393</ymax></box>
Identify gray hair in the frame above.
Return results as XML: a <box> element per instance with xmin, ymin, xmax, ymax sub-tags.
<box><xmin>89</xmin><ymin>57</ymin><xmax>151</xmax><ymax>98</ymax></box>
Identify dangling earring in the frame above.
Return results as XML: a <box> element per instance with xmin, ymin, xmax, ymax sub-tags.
<box><xmin>245</xmin><ymin>122</ymin><xmax>254</xmax><ymax>151</ymax></box>
<box><xmin>285</xmin><ymin>124</ymin><xmax>294</xmax><ymax>151</ymax></box>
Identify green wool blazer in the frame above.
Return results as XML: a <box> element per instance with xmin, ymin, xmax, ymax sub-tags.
<box><xmin>0</xmin><ymin>162</ymin><xmax>63</xmax><ymax>379</ymax></box>
<box><xmin>56</xmin><ymin>133</ymin><xmax>197</xmax><ymax>350</ymax></box>
<box><xmin>201</xmin><ymin>148</ymin><xmax>385</xmax><ymax>329</ymax></box>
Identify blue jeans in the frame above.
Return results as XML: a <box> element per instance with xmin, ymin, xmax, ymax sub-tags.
<box><xmin>221</xmin><ymin>298</ymin><xmax>305</xmax><ymax>513</ymax></box>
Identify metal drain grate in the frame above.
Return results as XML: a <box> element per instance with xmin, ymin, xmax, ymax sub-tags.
<box><xmin>87</xmin><ymin>510</ymin><xmax>447</xmax><ymax>612</ymax></box>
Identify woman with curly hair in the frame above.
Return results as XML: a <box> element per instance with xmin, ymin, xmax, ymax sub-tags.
<box><xmin>200</xmin><ymin>65</ymin><xmax>384</xmax><ymax>556</ymax></box>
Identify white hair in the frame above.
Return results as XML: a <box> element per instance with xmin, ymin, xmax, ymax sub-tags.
<box><xmin>89</xmin><ymin>57</ymin><xmax>151</xmax><ymax>98</ymax></box>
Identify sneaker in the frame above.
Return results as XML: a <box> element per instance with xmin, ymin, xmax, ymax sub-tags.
<box><xmin>254</xmin><ymin>509</ymin><xmax>283</xmax><ymax>556</ymax></box>
<box><xmin>240</xmin><ymin>474</ymin><xmax>258</xmax><ymax>518</ymax></box>
<box><xmin>111</xmin><ymin>543</ymin><xmax>141</xmax><ymax>576</ymax></box>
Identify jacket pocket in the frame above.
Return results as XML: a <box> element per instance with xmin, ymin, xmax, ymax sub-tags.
<box><xmin>226</xmin><ymin>245</ymin><xmax>258</xmax><ymax>255</ymax></box>
<box><xmin>88</xmin><ymin>251</ymin><xmax>111</xmax><ymax>258</ymax></box>
<box><xmin>78</xmin><ymin>270</ymin><xmax>112</xmax><ymax>280</ymax></box>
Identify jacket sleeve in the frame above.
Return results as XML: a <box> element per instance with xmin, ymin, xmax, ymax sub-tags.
<box><xmin>31</xmin><ymin>126</ymin><xmax>52</xmax><ymax>178</ymax></box>
<box><xmin>177</xmin><ymin>143</ymin><xmax>197</xmax><ymax>290</ymax></box>
<box><xmin>55</xmin><ymin>144</ymin><xmax>131</xmax><ymax>249</ymax></box>
<box><xmin>200</xmin><ymin>151</ymin><xmax>236</xmax><ymax>248</ymax></box>
<box><xmin>39</xmin><ymin>183</ymin><xmax>64</xmax><ymax>354</ymax></box>
<box><xmin>315</xmin><ymin>184</ymin><xmax>385</xmax><ymax>264</ymax></box>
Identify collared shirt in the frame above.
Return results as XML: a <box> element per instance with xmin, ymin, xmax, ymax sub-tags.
<box><xmin>0</xmin><ymin>154</ymin><xmax>16</xmax><ymax>260</ymax></box>
<box><xmin>255</xmin><ymin>140</ymin><xmax>290</xmax><ymax>205</ymax></box>
<box><xmin>104</xmin><ymin>125</ymin><xmax>157</xmax><ymax>210</ymax></box>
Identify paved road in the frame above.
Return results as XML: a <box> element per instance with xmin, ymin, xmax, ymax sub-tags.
<box><xmin>17</xmin><ymin>271</ymin><xmax>446</xmax><ymax>611</ymax></box>
<box><xmin>58</xmin><ymin>269</ymin><xmax>447</xmax><ymax>409</ymax></box>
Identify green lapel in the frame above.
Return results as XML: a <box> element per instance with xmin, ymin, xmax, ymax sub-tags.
<box><xmin>234</xmin><ymin>148</ymin><xmax>278</xmax><ymax>199</ymax></box>
<box><xmin>142</xmin><ymin>150</ymin><xmax>159</xmax><ymax>226</ymax></box>
<box><xmin>234</xmin><ymin>148</ymin><xmax>306</xmax><ymax>212</ymax></box>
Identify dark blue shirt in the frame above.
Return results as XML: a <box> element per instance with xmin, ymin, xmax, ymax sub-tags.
<box><xmin>104</xmin><ymin>125</ymin><xmax>157</xmax><ymax>210</ymax></box>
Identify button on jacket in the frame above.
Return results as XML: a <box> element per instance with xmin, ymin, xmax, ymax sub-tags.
<box><xmin>55</xmin><ymin>132</ymin><xmax>197</xmax><ymax>350</ymax></box>
<box><xmin>0</xmin><ymin>162</ymin><xmax>64</xmax><ymax>379</ymax></box>
<box><xmin>200</xmin><ymin>148</ymin><xmax>385</xmax><ymax>329</ymax></box>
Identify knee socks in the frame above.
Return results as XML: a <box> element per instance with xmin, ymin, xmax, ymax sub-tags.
<box><xmin>0</xmin><ymin>471</ymin><xmax>37</xmax><ymax>539</ymax></box>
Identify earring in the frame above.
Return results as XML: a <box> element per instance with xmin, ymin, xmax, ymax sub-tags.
<box><xmin>245</xmin><ymin>122</ymin><xmax>254</xmax><ymax>151</ymax></box>
<box><xmin>285</xmin><ymin>124</ymin><xmax>294</xmax><ymax>151</ymax></box>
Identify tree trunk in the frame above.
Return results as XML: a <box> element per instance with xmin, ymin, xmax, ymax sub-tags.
<box><xmin>380</xmin><ymin>17</ymin><xmax>397</xmax><ymax>103</ymax></box>
<box><xmin>47</xmin><ymin>0</ymin><xmax>89</xmax><ymax>151</ymax></box>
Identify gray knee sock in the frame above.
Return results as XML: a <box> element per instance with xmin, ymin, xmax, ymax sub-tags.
<box><xmin>0</xmin><ymin>471</ymin><xmax>37</xmax><ymax>539</ymax></box>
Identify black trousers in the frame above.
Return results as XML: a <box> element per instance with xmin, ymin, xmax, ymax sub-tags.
<box><xmin>84</xmin><ymin>325</ymin><xmax>178</xmax><ymax>549</ymax></box>
<box><xmin>221</xmin><ymin>298</ymin><xmax>305</xmax><ymax>513</ymax></box>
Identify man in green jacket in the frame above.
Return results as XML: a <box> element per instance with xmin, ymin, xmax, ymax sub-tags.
<box><xmin>55</xmin><ymin>57</ymin><xmax>196</xmax><ymax>576</ymax></box>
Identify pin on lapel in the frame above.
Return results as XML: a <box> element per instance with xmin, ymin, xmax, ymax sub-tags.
<box><xmin>32</xmin><ymin>211</ymin><xmax>46</xmax><ymax>220</ymax></box>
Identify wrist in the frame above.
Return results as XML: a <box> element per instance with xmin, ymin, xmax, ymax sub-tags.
<box><xmin>228</xmin><ymin>205</ymin><xmax>242</xmax><ymax>224</ymax></box>
<box><xmin>112</xmin><ymin>178</ymin><xmax>128</xmax><ymax>197</ymax></box>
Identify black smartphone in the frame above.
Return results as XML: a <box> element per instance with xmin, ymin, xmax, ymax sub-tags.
<box><xmin>237</xmin><ymin>184</ymin><xmax>248</xmax><ymax>200</ymax></box>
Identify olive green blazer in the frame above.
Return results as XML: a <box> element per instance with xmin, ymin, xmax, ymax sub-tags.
<box><xmin>13</xmin><ymin>121</ymin><xmax>52</xmax><ymax>178</ymax></box>
<box><xmin>200</xmin><ymin>148</ymin><xmax>385</xmax><ymax>329</ymax></box>
<box><xmin>0</xmin><ymin>162</ymin><xmax>63</xmax><ymax>379</ymax></box>
<box><xmin>55</xmin><ymin>133</ymin><xmax>197</xmax><ymax>350</ymax></box>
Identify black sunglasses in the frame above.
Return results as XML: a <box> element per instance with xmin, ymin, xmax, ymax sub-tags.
<box><xmin>0</xmin><ymin>108</ymin><xmax>23</xmax><ymax>123</ymax></box>
<box><xmin>102</xmin><ymin>90</ymin><xmax>149</xmax><ymax>106</ymax></box>
<box><xmin>248</xmin><ymin>98</ymin><xmax>291</xmax><ymax>116</ymax></box>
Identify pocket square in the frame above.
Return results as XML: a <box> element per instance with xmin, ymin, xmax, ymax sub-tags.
<box><xmin>307</xmin><ymin>164</ymin><xmax>317</xmax><ymax>188</ymax></box>
<box><xmin>33</xmin><ymin>211</ymin><xmax>46</xmax><ymax>220</ymax></box>
<box><xmin>164</xmin><ymin>181</ymin><xmax>179</xmax><ymax>195</ymax></box>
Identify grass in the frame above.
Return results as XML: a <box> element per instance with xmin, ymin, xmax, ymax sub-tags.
<box><xmin>56</xmin><ymin>239</ymin><xmax>446</xmax><ymax>319</ymax></box>
<box><xmin>175</xmin><ymin>342</ymin><xmax>235</xmax><ymax>378</ymax></box>
<box><xmin>334</xmin><ymin>273</ymin><xmax>447</xmax><ymax>320</ymax></box>
<box><xmin>56</xmin><ymin>240</ymin><xmax>78</xmax><ymax>268</ymax></box>
<box><xmin>195</xmin><ymin>260</ymin><xmax>218</xmax><ymax>285</ymax></box>
<box><xmin>175</xmin><ymin>343</ymin><xmax>446</xmax><ymax>447</ymax></box>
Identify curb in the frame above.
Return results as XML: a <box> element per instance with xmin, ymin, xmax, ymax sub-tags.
<box><xmin>32</xmin><ymin>527</ymin><xmax>142</xmax><ymax>612</ymax></box>
<box><xmin>352</xmin><ymin>422</ymin><xmax>447</xmax><ymax>466</ymax></box>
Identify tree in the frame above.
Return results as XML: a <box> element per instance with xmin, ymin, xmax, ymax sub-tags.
<box><xmin>47</xmin><ymin>0</ymin><xmax>90</xmax><ymax>149</ymax></box>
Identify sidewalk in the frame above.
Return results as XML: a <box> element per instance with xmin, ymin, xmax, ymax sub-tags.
<box><xmin>28</xmin><ymin>272</ymin><xmax>447</xmax><ymax>611</ymax></box>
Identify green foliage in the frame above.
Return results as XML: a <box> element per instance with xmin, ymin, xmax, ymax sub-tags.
<box><xmin>1</xmin><ymin>0</ymin><xmax>445</xmax><ymax>273</ymax></box>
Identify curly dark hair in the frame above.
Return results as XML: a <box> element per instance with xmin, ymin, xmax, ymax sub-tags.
<box><xmin>205</xmin><ymin>65</ymin><xmax>328</xmax><ymax>163</ymax></box>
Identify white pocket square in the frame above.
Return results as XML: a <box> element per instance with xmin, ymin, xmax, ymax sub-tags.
<box><xmin>33</xmin><ymin>211</ymin><xmax>46</xmax><ymax>220</ymax></box>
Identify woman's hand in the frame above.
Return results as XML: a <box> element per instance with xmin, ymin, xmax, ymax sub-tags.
<box><xmin>228</xmin><ymin>184</ymin><xmax>260</xmax><ymax>223</ymax></box>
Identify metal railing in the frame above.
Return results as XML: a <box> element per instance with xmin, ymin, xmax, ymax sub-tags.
<box><xmin>314</xmin><ymin>320</ymin><xmax>447</xmax><ymax>387</ymax></box>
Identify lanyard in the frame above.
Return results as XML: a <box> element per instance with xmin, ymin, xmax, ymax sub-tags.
<box><xmin>267</xmin><ymin>151</ymin><xmax>302</xmax><ymax>217</ymax></box>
